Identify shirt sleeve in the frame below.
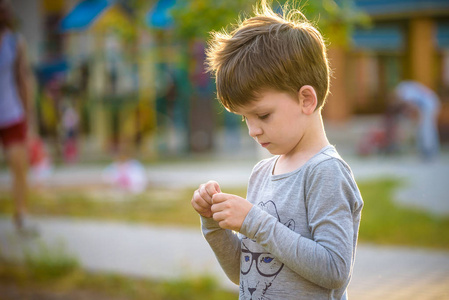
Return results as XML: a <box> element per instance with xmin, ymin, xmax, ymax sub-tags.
<box><xmin>201</xmin><ymin>216</ymin><xmax>242</xmax><ymax>284</ymax></box>
<box><xmin>239</xmin><ymin>159</ymin><xmax>362</xmax><ymax>290</ymax></box>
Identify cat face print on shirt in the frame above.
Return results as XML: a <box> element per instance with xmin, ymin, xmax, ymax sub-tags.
<box><xmin>240</xmin><ymin>201</ymin><xmax>295</xmax><ymax>300</ymax></box>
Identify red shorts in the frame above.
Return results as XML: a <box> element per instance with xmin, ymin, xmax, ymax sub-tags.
<box><xmin>0</xmin><ymin>120</ymin><xmax>27</xmax><ymax>148</ymax></box>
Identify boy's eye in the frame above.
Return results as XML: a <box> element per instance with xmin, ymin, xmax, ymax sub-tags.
<box><xmin>258</xmin><ymin>114</ymin><xmax>269</xmax><ymax>120</ymax></box>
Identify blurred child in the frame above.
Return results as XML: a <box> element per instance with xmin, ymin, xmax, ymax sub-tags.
<box><xmin>102</xmin><ymin>139</ymin><xmax>147</xmax><ymax>194</ymax></box>
<box><xmin>61</xmin><ymin>102</ymin><xmax>79</xmax><ymax>163</ymax></box>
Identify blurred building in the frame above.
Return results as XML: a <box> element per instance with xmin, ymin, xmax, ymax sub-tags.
<box><xmin>10</xmin><ymin>0</ymin><xmax>449</xmax><ymax>161</ymax></box>
<box><xmin>11</xmin><ymin>0</ymin><xmax>215</xmax><ymax>159</ymax></box>
<box><xmin>59</xmin><ymin>0</ymin><xmax>156</xmax><ymax>156</ymax></box>
<box><xmin>11</xmin><ymin>0</ymin><xmax>160</xmax><ymax>159</ymax></box>
<box><xmin>325</xmin><ymin>0</ymin><xmax>449</xmax><ymax>141</ymax></box>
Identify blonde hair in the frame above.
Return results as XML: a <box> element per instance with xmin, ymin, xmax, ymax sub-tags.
<box><xmin>206</xmin><ymin>1</ymin><xmax>330</xmax><ymax>112</ymax></box>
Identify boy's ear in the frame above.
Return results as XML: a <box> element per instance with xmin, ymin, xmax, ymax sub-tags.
<box><xmin>298</xmin><ymin>85</ymin><xmax>318</xmax><ymax>115</ymax></box>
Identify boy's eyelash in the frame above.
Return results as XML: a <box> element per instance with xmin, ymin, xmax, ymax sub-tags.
<box><xmin>241</xmin><ymin>114</ymin><xmax>269</xmax><ymax>121</ymax></box>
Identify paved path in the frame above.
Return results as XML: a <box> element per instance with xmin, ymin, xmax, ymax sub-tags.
<box><xmin>350</xmin><ymin>244</ymin><xmax>449</xmax><ymax>299</ymax></box>
<box><xmin>0</xmin><ymin>216</ymin><xmax>448</xmax><ymax>299</ymax></box>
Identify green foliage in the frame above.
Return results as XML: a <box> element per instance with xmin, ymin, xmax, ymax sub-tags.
<box><xmin>300</xmin><ymin>0</ymin><xmax>370</xmax><ymax>46</ymax></box>
<box><xmin>24</xmin><ymin>241</ymin><xmax>79</xmax><ymax>281</ymax></box>
<box><xmin>170</xmin><ymin>0</ymin><xmax>252</xmax><ymax>41</ymax></box>
<box><xmin>160</xmin><ymin>276</ymin><xmax>236</xmax><ymax>300</ymax></box>
<box><xmin>0</xmin><ymin>258</ymin><xmax>237</xmax><ymax>300</ymax></box>
<box><xmin>170</xmin><ymin>0</ymin><xmax>369</xmax><ymax>45</ymax></box>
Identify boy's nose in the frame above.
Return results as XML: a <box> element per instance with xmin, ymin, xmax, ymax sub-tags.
<box><xmin>247</xmin><ymin>121</ymin><xmax>263</xmax><ymax>138</ymax></box>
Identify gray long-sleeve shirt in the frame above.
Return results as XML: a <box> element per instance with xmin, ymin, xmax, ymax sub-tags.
<box><xmin>201</xmin><ymin>146</ymin><xmax>363</xmax><ymax>299</ymax></box>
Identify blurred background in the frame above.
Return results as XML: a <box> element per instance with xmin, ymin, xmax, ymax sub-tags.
<box><xmin>1</xmin><ymin>0</ymin><xmax>449</xmax><ymax>161</ymax></box>
<box><xmin>0</xmin><ymin>0</ymin><xmax>449</xmax><ymax>299</ymax></box>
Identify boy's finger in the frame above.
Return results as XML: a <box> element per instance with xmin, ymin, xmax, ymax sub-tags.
<box><xmin>194</xmin><ymin>197</ymin><xmax>211</xmax><ymax>210</ymax></box>
<box><xmin>198</xmin><ymin>185</ymin><xmax>213</xmax><ymax>203</ymax></box>
<box><xmin>212</xmin><ymin>192</ymin><xmax>231</xmax><ymax>204</ymax></box>
<box><xmin>192</xmin><ymin>200</ymin><xmax>212</xmax><ymax>217</ymax></box>
<box><xmin>210</xmin><ymin>201</ymin><xmax>223</xmax><ymax>213</ymax></box>
<box><xmin>206</xmin><ymin>180</ymin><xmax>221</xmax><ymax>194</ymax></box>
<box><xmin>212</xmin><ymin>211</ymin><xmax>224</xmax><ymax>223</ymax></box>
<box><xmin>193</xmin><ymin>190</ymin><xmax>211</xmax><ymax>208</ymax></box>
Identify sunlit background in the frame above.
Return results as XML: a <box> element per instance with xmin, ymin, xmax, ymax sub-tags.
<box><xmin>0</xmin><ymin>0</ymin><xmax>448</xmax><ymax>299</ymax></box>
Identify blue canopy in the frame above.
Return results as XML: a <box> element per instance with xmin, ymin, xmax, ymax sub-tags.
<box><xmin>146</xmin><ymin>0</ymin><xmax>176</xmax><ymax>29</ymax></box>
<box><xmin>352</xmin><ymin>25</ymin><xmax>404</xmax><ymax>51</ymax></box>
<box><xmin>59</xmin><ymin>0</ymin><xmax>111</xmax><ymax>32</ymax></box>
<box><xmin>35</xmin><ymin>59</ymin><xmax>69</xmax><ymax>85</ymax></box>
<box><xmin>354</xmin><ymin>0</ymin><xmax>449</xmax><ymax>16</ymax></box>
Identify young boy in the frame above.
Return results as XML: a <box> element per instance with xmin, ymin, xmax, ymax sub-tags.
<box><xmin>191</xmin><ymin>2</ymin><xmax>363</xmax><ymax>299</ymax></box>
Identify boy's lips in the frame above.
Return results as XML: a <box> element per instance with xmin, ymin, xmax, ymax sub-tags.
<box><xmin>260</xmin><ymin>142</ymin><xmax>270</xmax><ymax>148</ymax></box>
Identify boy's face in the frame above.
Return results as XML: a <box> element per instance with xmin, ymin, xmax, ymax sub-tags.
<box><xmin>234</xmin><ymin>90</ymin><xmax>310</xmax><ymax>157</ymax></box>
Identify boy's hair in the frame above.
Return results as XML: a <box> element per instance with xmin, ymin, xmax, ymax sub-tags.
<box><xmin>206</xmin><ymin>1</ymin><xmax>330</xmax><ymax>112</ymax></box>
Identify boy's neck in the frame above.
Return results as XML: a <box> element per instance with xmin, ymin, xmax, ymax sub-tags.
<box><xmin>274</xmin><ymin>112</ymin><xmax>329</xmax><ymax>175</ymax></box>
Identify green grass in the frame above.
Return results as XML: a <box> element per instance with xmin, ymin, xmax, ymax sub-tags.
<box><xmin>0</xmin><ymin>187</ymin><xmax>202</xmax><ymax>226</ymax></box>
<box><xmin>0</xmin><ymin>186</ymin><xmax>247</xmax><ymax>226</ymax></box>
<box><xmin>1</xmin><ymin>180</ymin><xmax>448</xmax><ymax>249</ymax></box>
<box><xmin>0</xmin><ymin>238</ymin><xmax>236</xmax><ymax>299</ymax></box>
<box><xmin>357</xmin><ymin>179</ymin><xmax>449</xmax><ymax>249</ymax></box>
<box><xmin>0</xmin><ymin>258</ymin><xmax>237</xmax><ymax>300</ymax></box>
<box><xmin>23</xmin><ymin>240</ymin><xmax>80</xmax><ymax>281</ymax></box>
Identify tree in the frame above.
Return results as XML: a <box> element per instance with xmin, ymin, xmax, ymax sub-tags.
<box><xmin>171</xmin><ymin>0</ymin><xmax>369</xmax><ymax>46</ymax></box>
<box><xmin>170</xmin><ymin>0</ymin><xmax>252</xmax><ymax>41</ymax></box>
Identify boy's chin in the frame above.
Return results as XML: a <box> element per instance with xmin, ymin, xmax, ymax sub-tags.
<box><xmin>265</xmin><ymin>149</ymin><xmax>282</xmax><ymax>156</ymax></box>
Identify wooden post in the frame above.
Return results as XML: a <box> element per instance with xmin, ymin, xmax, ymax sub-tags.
<box><xmin>409</xmin><ymin>17</ymin><xmax>436</xmax><ymax>89</ymax></box>
<box><xmin>324</xmin><ymin>46</ymin><xmax>350</xmax><ymax>121</ymax></box>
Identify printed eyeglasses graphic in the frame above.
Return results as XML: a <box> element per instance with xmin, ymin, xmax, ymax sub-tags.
<box><xmin>241</xmin><ymin>249</ymin><xmax>284</xmax><ymax>277</ymax></box>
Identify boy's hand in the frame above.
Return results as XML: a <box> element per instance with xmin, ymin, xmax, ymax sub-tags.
<box><xmin>211</xmin><ymin>193</ymin><xmax>253</xmax><ymax>232</ymax></box>
<box><xmin>191</xmin><ymin>181</ymin><xmax>221</xmax><ymax>218</ymax></box>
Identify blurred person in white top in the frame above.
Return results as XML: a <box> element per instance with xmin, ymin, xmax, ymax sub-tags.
<box><xmin>0</xmin><ymin>0</ymin><xmax>35</xmax><ymax>233</ymax></box>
